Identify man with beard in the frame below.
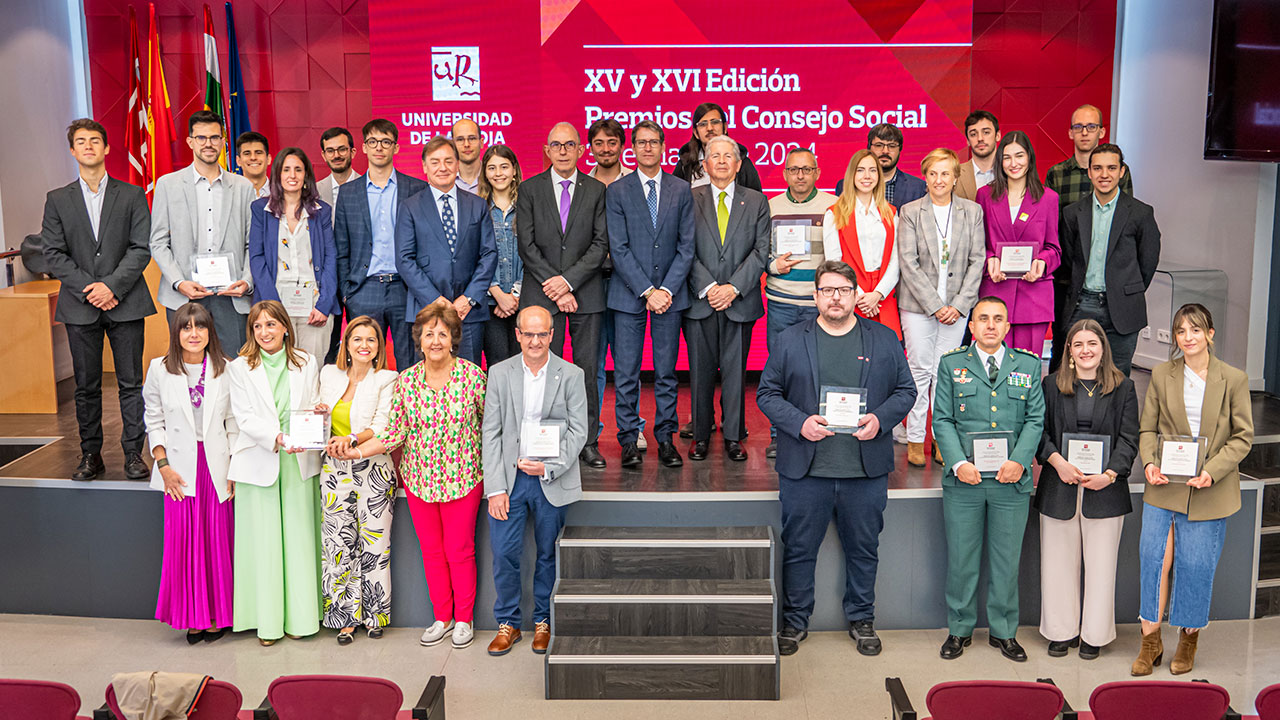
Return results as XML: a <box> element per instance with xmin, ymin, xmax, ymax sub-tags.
<box><xmin>956</xmin><ymin>111</ymin><xmax>1001</xmax><ymax>201</ymax></box>
<box><xmin>834</xmin><ymin>124</ymin><xmax>927</xmax><ymax>209</ymax></box>
<box><xmin>316</xmin><ymin>126</ymin><xmax>361</xmax><ymax>208</ymax></box>
<box><xmin>452</xmin><ymin>118</ymin><xmax>484</xmax><ymax>194</ymax></box>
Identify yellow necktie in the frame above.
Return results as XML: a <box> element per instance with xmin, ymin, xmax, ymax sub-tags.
<box><xmin>717</xmin><ymin>190</ymin><xmax>729</xmax><ymax>245</ymax></box>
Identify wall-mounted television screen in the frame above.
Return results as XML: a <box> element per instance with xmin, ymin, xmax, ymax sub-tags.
<box><xmin>1204</xmin><ymin>0</ymin><xmax>1280</xmax><ymax>161</ymax></box>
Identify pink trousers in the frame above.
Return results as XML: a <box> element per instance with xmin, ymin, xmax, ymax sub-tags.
<box><xmin>1006</xmin><ymin>322</ymin><xmax>1050</xmax><ymax>356</ymax></box>
<box><xmin>405</xmin><ymin>484</ymin><xmax>482</xmax><ymax>623</ymax></box>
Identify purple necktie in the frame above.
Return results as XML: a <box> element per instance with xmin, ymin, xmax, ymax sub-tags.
<box><xmin>559</xmin><ymin>179</ymin><xmax>572</xmax><ymax>232</ymax></box>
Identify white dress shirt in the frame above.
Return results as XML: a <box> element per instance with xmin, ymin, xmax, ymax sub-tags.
<box><xmin>320</xmin><ymin>171</ymin><xmax>361</xmax><ymax>207</ymax></box>
<box><xmin>192</xmin><ymin>166</ymin><xmax>225</xmax><ymax>254</ymax></box>
<box><xmin>699</xmin><ymin>181</ymin><xmax>736</xmax><ymax>299</ymax></box>
<box><xmin>79</xmin><ymin>175</ymin><xmax>108</xmax><ymax>240</ymax></box>
<box><xmin>253</xmin><ymin>183</ymin><xmax>270</xmax><ymax>200</ymax></box>
<box><xmin>821</xmin><ymin>202</ymin><xmax>901</xmax><ymax>299</ymax></box>
<box><xmin>1183</xmin><ymin>364</ymin><xmax>1207</xmax><ymax>437</ymax></box>
<box><xmin>549</xmin><ymin>169</ymin><xmax>578</xmax><ymax>217</ymax></box>
<box><xmin>974</xmin><ymin>166</ymin><xmax>995</xmax><ymax>189</ymax></box>
<box><xmin>429</xmin><ymin>183</ymin><xmax>460</xmax><ymax>235</ymax></box>
<box><xmin>487</xmin><ymin>355</ymin><xmax>550</xmax><ymax>494</ymax></box>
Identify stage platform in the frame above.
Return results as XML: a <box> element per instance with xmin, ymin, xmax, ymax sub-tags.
<box><xmin>0</xmin><ymin>378</ymin><xmax>1265</xmax><ymax>632</ymax></box>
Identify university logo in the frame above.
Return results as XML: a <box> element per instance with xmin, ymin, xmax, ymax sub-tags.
<box><xmin>431</xmin><ymin>47</ymin><xmax>480</xmax><ymax>101</ymax></box>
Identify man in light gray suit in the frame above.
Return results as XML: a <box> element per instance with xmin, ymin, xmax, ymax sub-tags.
<box><xmin>482</xmin><ymin>305</ymin><xmax>587</xmax><ymax>657</ymax></box>
<box><xmin>685</xmin><ymin>135</ymin><xmax>770</xmax><ymax>463</ymax></box>
<box><xmin>150</xmin><ymin>110</ymin><xmax>257</xmax><ymax>355</ymax></box>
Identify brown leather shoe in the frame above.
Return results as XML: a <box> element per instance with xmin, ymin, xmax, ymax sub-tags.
<box><xmin>907</xmin><ymin>442</ymin><xmax>926</xmax><ymax>467</ymax></box>
<box><xmin>487</xmin><ymin>624</ymin><xmax>522</xmax><ymax>656</ymax></box>
<box><xmin>532</xmin><ymin>621</ymin><xmax>551</xmax><ymax>654</ymax></box>
<box><xmin>1131</xmin><ymin>629</ymin><xmax>1164</xmax><ymax>676</ymax></box>
<box><xmin>1170</xmin><ymin>629</ymin><xmax>1200</xmax><ymax>675</ymax></box>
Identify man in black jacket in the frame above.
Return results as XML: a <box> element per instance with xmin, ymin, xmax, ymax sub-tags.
<box><xmin>41</xmin><ymin>118</ymin><xmax>156</xmax><ymax>481</ymax></box>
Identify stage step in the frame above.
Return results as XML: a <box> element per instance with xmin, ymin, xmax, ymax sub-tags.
<box><xmin>552</xmin><ymin>578</ymin><xmax>774</xmax><ymax>637</ymax></box>
<box><xmin>557</xmin><ymin>526</ymin><xmax>773</xmax><ymax>580</ymax></box>
<box><xmin>546</xmin><ymin>636</ymin><xmax>779</xmax><ymax>700</ymax></box>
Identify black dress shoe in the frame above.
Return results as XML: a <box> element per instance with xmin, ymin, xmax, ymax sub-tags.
<box><xmin>724</xmin><ymin>440</ymin><xmax>747</xmax><ymax>462</ymax></box>
<box><xmin>72</xmin><ymin>453</ymin><xmax>105</xmax><ymax>481</ymax></box>
<box><xmin>124</xmin><ymin>452</ymin><xmax>149</xmax><ymax>480</ymax></box>
<box><xmin>1047</xmin><ymin>636</ymin><xmax>1080</xmax><ymax>657</ymax></box>
<box><xmin>620</xmin><ymin>443</ymin><xmax>643</xmax><ymax>468</ymax></box>
<box><xmin>778</xmin><ymin>625</ymin><xmax>808</xmax><ymax>656</ymax></box>
<box><xmin>658</xmin><ymin>442</ymin><xmax>683</xmax><ymax>467</ymax></box>
<box><xmin>688</xmin><ymin>440</ymin><xmax>709</xmax><ymax>461</ymax></box>
<box><xmin>203</xmin><ymin>628</ymin><xmax>227</xmax><ymax>643</ymax></box>
<box><xmin>849</xmin><ymin>620</ymin><xmax>882</xmax><ymax>656</ymax></box>
<box><xmin>940</xmin><ymin>634</ymin><xmax>971</xmax><ymax>660</ymax></box>
<box><xmin>765</xmin><ymin>440</ymin><xmax>777</xmax><ymax>458</ymax></box>
<box><xmin>579</xmin><ymin>444</ymin><xmax>607</xmax><ymax>469</ymax></box>
<box><xmin>990</xmin><ymin>636</ymin><xmax>1027</xmax><ymax>662</ymax></box>
<box><xmin>186</xmin><ymin>630</ymin><xmax>206</xmax><ymax>645</ymax></box>
<box><xmin>1079</xmin><ymin>640</ymin><xmax>1101</xmax><ymax>660</ymax></box>
<box><xmin>679</xmin><ymin>421</ymin><xmax>694</xmax><ymax>439</ymax></box>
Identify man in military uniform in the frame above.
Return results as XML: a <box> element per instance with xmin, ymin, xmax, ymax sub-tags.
<box><xmin>933</xmin><ymin>295</ymin><xmax>1045</xmax><ymax>662</ymax></box>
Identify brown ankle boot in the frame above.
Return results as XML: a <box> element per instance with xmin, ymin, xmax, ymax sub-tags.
<box><xmin>907</xmin><ymin>442</ymin><xmax>926</xmax><ymax>467</ymax></box>
<box><xmin>1170</xmin><ymin>629</ymin><xmax>1200</xmax><ymax>675</ymax></box>
<box><xmin>1131</xmin><ymin>629</ymin><xmax>1164</xmax><ymax>676</ymax></box>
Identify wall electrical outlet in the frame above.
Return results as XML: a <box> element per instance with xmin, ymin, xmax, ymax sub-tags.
<box><xmin>1140</xmin><ymin>327</ymin><xmax>1152</xmax><ymax>339</ymax></box>
<box><xmin>1157</xmin><ymin>329</ymin><xmax>1171</xmax><ymax>344</ymax></box>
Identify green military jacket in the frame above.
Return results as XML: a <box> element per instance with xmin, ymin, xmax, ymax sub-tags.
<box><xmin>933</xmin><ymin>344</ymin><xmax>1046</xmax><ymax>493</ymax></box>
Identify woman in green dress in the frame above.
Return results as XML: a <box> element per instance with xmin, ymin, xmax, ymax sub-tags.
<box><xmin>227</xmin><ymin>299</ymin><xmax>324</xmax><ymax>645</ymax></box>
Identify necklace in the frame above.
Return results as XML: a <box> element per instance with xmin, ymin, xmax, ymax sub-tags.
<box><xmin>1079</xmin><ymin>380</ymin><xmax>1099</xmax><ymax>397</ymax></box>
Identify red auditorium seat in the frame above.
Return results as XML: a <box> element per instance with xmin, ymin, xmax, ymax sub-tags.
<box><xmin>1087</xmin><ymin>680</ymin><xmax>1230</xmax><ymax>720</ymax></box>
<box><xmin>924</xmin><ymin>679</ymin><xmax>1066</xmax><ymax>720</ymax></box>
<box><xmin>1245</xmin><ymin>682</ymin><xmax>1280</xmax><ymax>720</ymax></box>
<box><xmin>105</xmin><ymin>679</ymin><xmax>249</xmax><ymax>720</ymax></box>
<box><xmin>0</xmin><ymin>678</ymin><xmax>90</xmax><ymax>720</ymax></box>
<box><xmin>267</xmin><ymin>675</ymin><xmax>403</xmax><ymax>720</ymax></box>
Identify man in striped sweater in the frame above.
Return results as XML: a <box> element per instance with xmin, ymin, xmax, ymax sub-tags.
<box><xmin>763</xmin><ymin>147</ymin><xmax>838</xmax><ymax>458</ymax></box>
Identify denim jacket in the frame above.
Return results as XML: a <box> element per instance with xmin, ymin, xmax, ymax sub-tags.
<box><xmin>489</xmin><ymin>203</ymin><xmax>522</xmax><ymax>302</ymax></box>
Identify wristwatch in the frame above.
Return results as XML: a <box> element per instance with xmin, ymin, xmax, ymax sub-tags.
<box><xmin>156</xmin><ymin>458</ymin><xmax>170</xmax><ymax>469</ymax></box>
<box><xmin>348</xmin><ymin>433</ymin><xmax>359</xmax><ymax>446</ymax></box>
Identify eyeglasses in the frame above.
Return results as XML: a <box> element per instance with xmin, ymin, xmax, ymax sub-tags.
<box><xmin>548</xmin><ymin>141</ymin><xmax>578</xmax><ymax>152</ymax></box>
<box><xmin>869</xmin><ymin>141</ymin><xmax>901</xmax><ymax>151</ymax></box>
<box><xmin>816</xmin><ymin>286</ymin><xmax>856</xmax><ymax>298</ymax></box>
<box><xmin>364</xmin><ymin>138</ymin><xmax>396</xmax><ymax>149</ymax></box>
<box><xmin>519</xmin><ymin>331</ymin><xmax>551</xmax><ymax>341</ymax></box>
<box><xmin>785</xmin><ymin>166</ymin><xmax>816</xmax><ymax>176</ymax></box>
<box><xmin>695</xmin><ymin>117</ymin><xmax>725</xmax><ymax>130</ymax></box>
<box><xmin>634</xmin><ymin>139</ymin><xmax>662</xmax><ymax>148</ymax></box>
<box><xmin>454</xmin><ymin>135</ymin><xmax>480</xmax><ymax>144</ymax></box>
<box><xmin>190</xmin><ymin>134</ymin><xmax>223</xmax><ymax>146</ymax></box>
<box><xmin>1071</xmin><ymin>123</ymin><xmax>1102</xmax><ymax>134</ymax></box>
<box><xmin>321</xmin><ymin>146</ymin><xmax>352</xmax><ymax>156</ymax></box>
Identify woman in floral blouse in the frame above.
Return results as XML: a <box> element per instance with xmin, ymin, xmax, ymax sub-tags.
<box><xmin>353</xmin><ymin>302</ymin><xmax>486</xmax><ymax>650</ymax></box>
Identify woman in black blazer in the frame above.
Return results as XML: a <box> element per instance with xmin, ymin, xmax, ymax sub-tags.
<box><xmin>1034</xmin><ymin>319</ymin><xmax>1138</xmax><ymax>660</ymax></box>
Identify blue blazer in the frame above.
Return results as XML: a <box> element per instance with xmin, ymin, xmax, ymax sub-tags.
<box><xmin>395</xmin><ymin>186</ymin><xmax>497</xmax><ymax>323</ymax></box>
<box><xmin>247</xmin><ymin>197</ymin><xmax>339</xmax><ymax>317</ymax></box>
<box><xmin>604</xmin><ymin>171</ymin><xmax>695</xmax><ymax>314</ymax></box>
<box><xmin>333</xmin><ymin>170</ymin><xmax>429</xmax><ymax>300</ymax></box>
<box><xmin>757</xmin><ymin>317</ymin><xmax>917</xmax><ymax>479</ymax></box>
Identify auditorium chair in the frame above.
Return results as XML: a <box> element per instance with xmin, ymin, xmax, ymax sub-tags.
<box><xmin>263</xmin><ymin>674</ymin><xmax>446</xmax><ymax>720</ymax></box>
<box><xmin>1247</xmin><ymin>683</ymin><xmax>1280</xmax><ymax>720</ymax></box>
<box><xmin>0</xmin><ymin>678</ymin><xmax>91</xmax><ymax>720</ymax></box>
<box><xmin>1085</xmin><ymin>680</ymin><xmax>1231</xmax><ymax>720</ymax></box>
<box><xmin>885</xmin><ymin>677</ymin><xmax>1069</xmax><ymax>720</ymax></box>
<box><xmin>98</xmin><ymin>679</ymin><xmax>249</xmax><ymax>720</ymax></box>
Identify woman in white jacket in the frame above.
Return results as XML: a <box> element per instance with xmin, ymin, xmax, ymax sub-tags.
<box><xmin>318</xmin><ymin>316</ymin><xmax>399</xmax><ymax>644</ymax></box>
<box><xmin>227</xmin><ymin>299</ymin><xmax>323</xmax><ymax>645</ymax></box>
<box><xmin>145</xmin><ymin>303</ymin><xmax>237</xmax><ymax>643</ymax></box>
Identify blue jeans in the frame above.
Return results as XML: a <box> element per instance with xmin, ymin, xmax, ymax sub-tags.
<box><xmin>779</xmin><ymin>473</ymin><xmax>888</xmax><ymax>630</ymax></box>
<box><xmin>598</xmin><ymin>276</ymin><xmax>644</xmax><ymax>439</ymax></box>
<box><xmin>1139</xmin><ymin>503</ymin><xmax>1226</xmax><ymax>629</ymax></box>
<box><xmin>489</xmin><ymin>471</ymin><xmax>567</xmax><ymax>627</ymax></box>
<box><xmin>766</xmin><ymin>302</ymin><xmax>819</xmax><ymax>438</ymax></box>
<box><xmin>345</xmin><ymin>278</ymin><xmax>411</xmax><ymax>370</ymax></box>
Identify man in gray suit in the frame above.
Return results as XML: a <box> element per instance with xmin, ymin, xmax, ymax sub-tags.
<box><xmin>482</xmin><ymin>306</ymin><xmax>587</xmax><ymax>656</ymax></box>
<box><xmin>686</xmin><ymin>135</ymin><xmax>770</xmax><ymax>462</ymax></box>
<box><xmin>150</xmin><ymin>110</ymin><xmax>257</xmax><ymax>355</ymax></box>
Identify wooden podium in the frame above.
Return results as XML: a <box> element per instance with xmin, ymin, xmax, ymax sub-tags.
<box><xmin>0</xmin><ymin>280</ymin><xmax>62</xmax><ymax>413</ymax></box>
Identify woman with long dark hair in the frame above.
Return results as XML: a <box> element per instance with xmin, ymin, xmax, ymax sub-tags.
<box><xmin>247</xmin><ymin>147</ymin><xmax>339</xmax><ymax>361</ymax></box>
<box><xmin>478</xmin><ymin>144</ymin><xmax>524</xmax><ymax>365</ymax></box>
<box><xmin>672</xmin><ymin>102</ymin><xmax>762</xmax><ymax>190</ymax></box>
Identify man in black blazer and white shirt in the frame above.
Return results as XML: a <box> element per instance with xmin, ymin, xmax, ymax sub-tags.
<box><xmin>41</xmin><ymin>119</ymin><xmax>156</xmax><ymax>481</ymax></box>
<box><xmin>516</xmin><ymin>122</ymin><xmax>609</xmax><ymax>468</ymax></box>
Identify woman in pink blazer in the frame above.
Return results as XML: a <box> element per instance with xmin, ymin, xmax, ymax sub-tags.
<box><xmin>976</xmin><ymin>130</ymin><xmax>1061</xmax><ymax>353</ymax></box>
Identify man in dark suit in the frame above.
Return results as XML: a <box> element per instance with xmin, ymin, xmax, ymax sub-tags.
<box><xmin>1059</xmin><ymin>143</ymin><xmax>1160</xmax><ymax>375</ymax></box>
<box><xmin>605</xmin><ymin>120</ymin><xmax>695</xmax><ymax>469</ymax></box>
<box><xmin>685</xmin><ymin>135</ymin><xmax>770</xmax><ymax>462</ymax></box>
<box><xmin>334</xmin><ymin>118</ymin><xmax>428</xmax><ymax>370</ymax></box>
<box><xmin>41</xmin><ymin>119</ymin><xmax>156</xmax><ymax>481</ymax></box>
<box><xmin>757</xmin><ymin>261</ymin><xmax>916</xmax><ymax>656</ymax></box>
<box><xmin>396</xmin><ymin>135</ymin><xmax>496</xmax><ymax>365</ymax></box>
<box><xmin>516</xmin><ymin>122</ymin><xmax>609</xmax><ymax>468</ymax></box>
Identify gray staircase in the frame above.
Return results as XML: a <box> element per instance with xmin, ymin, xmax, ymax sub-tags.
<box><xmin>1242</xmin><ymin>393</ymin><xmax>1280</xmax><ymax>617</ymax></box>
<box><xmin>546</xmin><ymin>526</ymin><xmax>779</xmax><ymax>700</ymax></box>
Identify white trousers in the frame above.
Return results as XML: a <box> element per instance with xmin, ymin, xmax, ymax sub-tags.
<box><xmin>900</xmin><ymin>310</ymin><xmax>968</xmax><ymax>443</ymax></box>
<box><xmin>1039</xmin><ymin>485</ymin><xmax>1125</xmax><ymax>646</ymax></box>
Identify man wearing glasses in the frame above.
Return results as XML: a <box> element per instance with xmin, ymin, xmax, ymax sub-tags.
<box><xmin>758</xmin><ymin>260</ymin><xmax>916</xmax><ymax>656</ymax></box>
<box><xmin>333</xmin><ymin>118</ymin><xmax>427</xmax><ymax>370</ymax></box>
<box><xmin>515</xmin><ymin>122</ymin><xmax>610</xmax><ymax>468</ymax></box>
<box><xmin>834</xmin><ymin>124</ymin><xmax>927</xmax><ymax>209</ymax></box>
<box><xmin>151</xmin><ymin>110</ymin><xmax>256</xmax><ymax>358</ymax></box>
<box><xmin>316</xmin><ymin>126</ymin><xmax>361</xmax><ymax>208</ymax></box>
<box><xmin>762</xmin><ymin>147</ymin><xmax>838</xmax><ymax>458</ymax></box>
<box><xmin>451</xmin><ymin>118</ymin><xmax>484</xmax><ymax>194</ymax></box>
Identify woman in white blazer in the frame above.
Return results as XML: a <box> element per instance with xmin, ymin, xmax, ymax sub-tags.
<box><xmin>145</xmin><ymin>303</ymin><xmax>237</xmax><ymax>643</ymax></box>
<box><xmin>227</xmin><ymin>299</ymin><xmax>323</xmax><ymax>645</ymax></box>
<box><xmin>317</xmin><ymin>316</ymin><xmax>399</xmax><ymax>644</ymax></box>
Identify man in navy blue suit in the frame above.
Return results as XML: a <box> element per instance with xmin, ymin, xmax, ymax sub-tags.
<box><xmin>605</xmin><ymin>120</ymin><xmax>695</xmax><ymax>469</ymax></box>
<box><xmin>396</xmin><ymin>136</ymin><xmax>497</xmax><ymax>365</ymax></box>
<box><xmin>757</xmin><ymin>260</ymin><xmax>916</xmax><ymax>657</ymax></box>
<box><xmin>334</xmin><ymin>118</ymin><xmax>428</xmax><ymax>370</ymax></box>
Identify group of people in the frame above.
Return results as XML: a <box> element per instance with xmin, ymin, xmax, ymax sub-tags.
<box><xmin>36</xmin><ymin>100</ymin><xmax>1249</xmax><ymax>673</ymax></box>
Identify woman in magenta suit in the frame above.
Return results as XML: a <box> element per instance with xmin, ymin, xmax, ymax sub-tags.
<box><xmin>976</xmin><ymin>130</ymin><xmax>1061</xmax><ymax>354</ymax></box>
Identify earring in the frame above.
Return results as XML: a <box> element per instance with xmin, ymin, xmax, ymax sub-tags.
<box><xmin>1068</xmin><ymin>358</ymin><xmax>1075</xmax><ymax>369</ymax></box>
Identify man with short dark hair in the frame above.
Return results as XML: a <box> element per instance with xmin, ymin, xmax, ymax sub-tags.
<box><xmin>42</xmin><ymin>118</ymin><xmax>156</xmax><ymax>481</ymax></box>
<box><xmin>758</xmin><ymin>260</ymin><xmax>916</xmax><ymax>656</ymax></box>
<box><xmin>396</xmin><ymin>136</ymin><xmax>497</xmax><ymax>365</ymax></box>
<box><xmin>451</xmin><ymin>118</ymin><xmax>484</xmax><ymax>194</ymax></box>
<box><xmin>834</xmin><ymin>124</ymin><xmax>927</xmax><ymax>208</ymax></box>
<box><xmin>956</xmin><ymin>111</ymin><xmax>1000</xmax><ymax>201</ymax></box>
<box><xmin>1059</xmin><ymin>143</ymin><xmax>1161</xmax><ymax>375</ymax></box>
<box><xmin>334</xmin><ymin>118</ymin><xmax>427</xmax><ymax>370</ymax></box>
<box><xmin>316</xmin><ymin>126</ymin><xmax>361</xmax><ymax>207</ymax></box>
<box><xmin>235</xmin><ymin>130</ymin><xmax>272</xmax><ymax>198</ymax></box>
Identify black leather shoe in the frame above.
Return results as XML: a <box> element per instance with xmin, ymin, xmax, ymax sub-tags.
<box><xmin>658</xmin><ymin>442</ymin><xmax>683</xmax><ymax>467</ymax></box>
<box><xmin>1048</xmin><ymin>636</ymin><xmax>1080</xmax><ymax>657</ymax></box>
<box><xmin>765</xmin><ymin>440</ymin><xmax>777</xmax><ymax>458</ymax></box>
<box><xmin>679</xmin><ymin>421</ymin><xmax>694</xmax><ymax>439</ymax></box>
<box><xmin>620</xmin><ymin>443</ymin><xmax>642</xmax><ymax>468</ymax></box>
<box><xmin>579</xmin><ymin>444</ymin><xmax>607</xmax><ymax>469</ymax></box>
<box><xmin>185</xmin><ymin>630</ymin><xmax>205</xmax><ymax>645</ymax></box>
<box><xmin>940</xmin><ymin>634</ymin><xmax>971</xmax><ymax>660</ymax></box>
<box><xmin>990</xmin><ymin>636</ymin><xmax>1027</xmax><ymax>662</ymax></box>
<box><xmin>688</xmin><ymin>440</ymin><xmax>709</xmax><ymax>461</ymax></box>
<box><xmin>72</xmin><ymin>453</ymin><xmax>105</xmax><ymax>481</ymax></box>
<box><xmin>203</xmin><ymin>628</ymin><xmax>227</xmax><ymax>643</ymax></box>
<box><xmin>724</xmin><ymin>440</ymin><xmax>748</xmax><ymax>462</ymax></box>
<box><xmin>1079</xmin><ymin>640</ymin><xmax>1101</xmax><ymax>660</ymax></box>
<box><xmin>124</xmin><ymin>452</ymin><xmax>149</xmax><ymax>480</ymax></box>
<box><xmin>778</xmin><ymin>625</ymin><xmax>807</xmax><ymax>656</ymax></box>
<box><xmin>849</xmin><ymin>620</ymin><xmax>882</xmax><ymax>656</ymax></box>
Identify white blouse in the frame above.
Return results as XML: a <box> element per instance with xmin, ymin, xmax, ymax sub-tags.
<box><xmin>1184</xmin><ymin>364</ymin><xmax>1207</xmax><ymax>437</ymax></box>
<box><xmin>821</xmin><ymin>202</ymin><xmax>900</xmax><ymax>298</ymax></box>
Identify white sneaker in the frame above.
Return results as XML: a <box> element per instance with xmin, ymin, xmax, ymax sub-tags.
<box><xmin>636</xmin><ymin>433</ymin><xmax>648</xmax><ymax>450</ymax></box>
<box><xmin>892</xmin><ymin>423</ymin><xmax>908</xmax><ymax>445</ymax></box>
<box><xmin>451</xmin><ymin>621</ymin><xmax>474</xmax><ymax>649</ymax></box>
<box><xmin>419</xmin><ymin>620</ymin><xmax>455</xmax><ymax>646</ymax></box>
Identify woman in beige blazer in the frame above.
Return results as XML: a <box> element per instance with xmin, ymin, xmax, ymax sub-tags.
<box><xmin>1132</xmin><ymin>303</ymin><xmax>1253</xmax><ymax>677</ymax></box>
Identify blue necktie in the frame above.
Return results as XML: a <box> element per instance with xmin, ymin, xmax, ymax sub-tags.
<box><xmin>441</xmin><ymin>194</ymin><xmax>457</xmax><ymax>253</ymax></box>
<box><xmin>646</xmin><ymin>179</ymin><xmax>658</xmax><ymax>229</ymax></box>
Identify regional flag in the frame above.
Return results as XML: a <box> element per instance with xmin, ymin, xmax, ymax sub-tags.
<box><xmin>202</xmin><ymin>4</ymin><xmax>228</xmax><ymax>168</ymax></box>
<box><xmin>125</xmin><ymin>6</ymin><xmax>147</xmax><ymax>192</ymax></box>
<box><xmin>146</xmin><ymin>2</ymin><xmax>177</xmax><ymax>193</ymax></box>
<box><xmin>225</xmin><ymin>1</ymin><xmax>251</xmax><ymax>175</ymax></box>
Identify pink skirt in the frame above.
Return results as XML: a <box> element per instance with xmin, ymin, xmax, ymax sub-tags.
<box><xmin>154</xmin><ymin>443</ymin><xmax>234</xmax><ymax>630</ymax></box>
